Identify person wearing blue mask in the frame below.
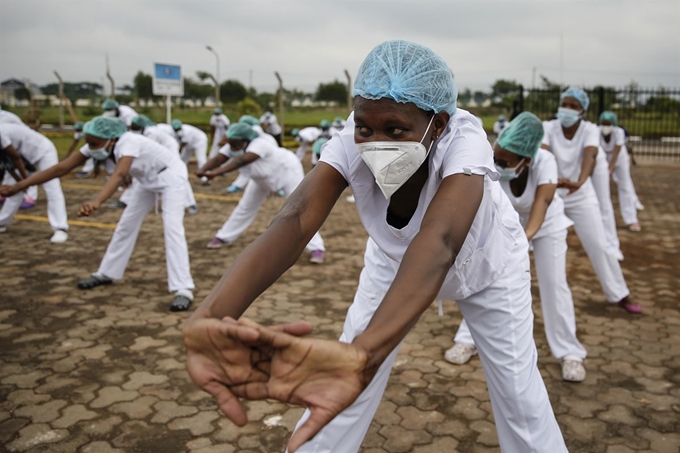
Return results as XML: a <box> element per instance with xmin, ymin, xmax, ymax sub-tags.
<box><xmin>101</xmin><ymin>99</ymin><xmax>137</xmax><ymax>126</ymax></box>
<box><xmin>542</xmin><ymin>87</ymin><xmax>641</xmax><ymax>314</ymax></box>
<box><xmin>182</xmin><ymin>40</ymin><xmax>567</xmax><ymax>453</ymax></box>
<box><xmin>446</xmin><ymin>112</ymin><xmax>587</xmax><ymax>382</ymax></box>
<box><xmin>0</xmin><ymin>117</ymin><xmax>196</xmax><ymax>311</ymax></box>
<box><xmin>598</xmin><ymin>111</ymin><xmax>642</xmax><ymax>232</ymax></box>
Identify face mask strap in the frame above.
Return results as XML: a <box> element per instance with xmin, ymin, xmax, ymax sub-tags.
<box><xmin>419</xmin><ymin>114</ymin><xmax>436</xmax><ymax>144</ymax></box>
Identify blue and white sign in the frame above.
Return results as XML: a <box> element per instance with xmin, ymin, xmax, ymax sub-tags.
<box><xmin>153</xmin><ymin>63</ymin><xmax>184</xmax><ymax>96</ymax></box>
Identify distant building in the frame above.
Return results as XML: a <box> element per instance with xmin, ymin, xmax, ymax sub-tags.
<box><xmin>0</xmin><ymin>78</ymin><xmax>43</xmax><ymax>106</ymax></box>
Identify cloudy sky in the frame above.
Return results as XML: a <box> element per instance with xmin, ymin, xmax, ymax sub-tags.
<box><xmin>1</xmin><ymin>0</ymin><xmax>678</xmax><ymax>95</ymax></box>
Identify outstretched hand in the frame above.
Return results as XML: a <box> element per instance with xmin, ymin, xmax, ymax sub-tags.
<box><xmin>78</xmin><ymin>201</ymin><xmax>100</xmax><ymax>217</ymax></box>
<box><xmin>0</xmin><ymin>185</ymin><xmax>19</xmax><ymax>197</ymax></box>
<box><xmin>227</xmin><ymin>318</ymin><xmax>371</xmax><ymax>453</ymax></box>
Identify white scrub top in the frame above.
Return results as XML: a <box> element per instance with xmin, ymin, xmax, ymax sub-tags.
<box><xmin>298</xmin><ymin>127</ymin><xmax>321</xmax><ymax>143</ymax></box>
<box><xmin>0</xmin><ymin>110</ymin><xmax>24</xmax><ymax>125</ymax></box>
<box><xmin>320</xmin><ymin>109</ymin><xmax>524</xmax><ymax>301</ymax></box>
<box><xmin>259</xmin><ymin>113</ymin><xmax>282</xmax><ymax>136</ymax></box>
<box><xmin>599</xmin><ymin>126</ymin><xmax>626</xmax><ymax>155</ymax></box>
<box><xmin>116</xmin><ymin>105</ymin><xmax>138</xmax><ymax>127</ymax></box>
<box><xmin>500</xmin><ymin>149</ymin><xmax>573</xmax><ymax>240</ymax></box>
<box><xmin>80</xmin><ymin>132</ymin><xmax>185</xmax><ymax>190</ymax></box>
<box><xmin>210</xmin><ymin>114</ymin><xmax>230</xmax><ymax>141</ymax></box>
<box><xmin>178</xmin><ymin>124</ymin><xmax>208</xmax><ymax>149</ymax></box>
<box><xmin>0</xmin><ymin>123</ymin><xmax>55</xmax><ymax>164</ymax></box>
<box><xmin>143</xmin><ymin>126</ymin><xmax>180</xmax><ymax>153</ymax></box>
<box><xmin>74</xmin><ymin>132</ymin><xmax>84</xmax><ymax>140</ymax></box>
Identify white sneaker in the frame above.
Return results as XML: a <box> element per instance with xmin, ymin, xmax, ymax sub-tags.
<box><xmin>444</xmin><ymin>343</ymin><xmax>477</xmax><ymax>365</ymax></box>
<box><xmin>614</xmin><ymin>249</ymin><xmax>624</xmax><ymax>261</ymax></box>
<box><xmin>50</xmin><ymin>230</ymin><xmax>69</xmax><ymax>243</ymax></box>
<box><xmin>346</xmin><ymin>195</ymin><xmax>355</xmax><ymax>203</ymax></box>
<box><xmin>635</xmin><ymin>200</ymin><xmax>645</xmax><ymax>210</ymax></box>
<box><xmin>561</xmin><ymin>359</ymin><xmax>586</xmax><ymax>382</ymax></box>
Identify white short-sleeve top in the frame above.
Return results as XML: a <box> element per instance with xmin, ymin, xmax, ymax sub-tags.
<box><xmin>500</xmin><ymin>149</ymin><xmax>573</xmax><ymax>239</ymax></box>
<box><xmin>599</xmin><ymin>126</ymin><xmax>626</xmax><ymax>154</ymax></box>
<box><xmin>320</xmin><ymin>109</ymin><xmax>525</xmax><ymax>300</ymax></box>
<box><xmin>0</xmin><ymin>123</ymin><xmax>56</xmax><ymax>164</ymax></box>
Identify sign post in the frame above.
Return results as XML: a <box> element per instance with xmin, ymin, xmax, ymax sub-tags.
<box><xmin>152</xmin><ymin>63</ymin><xmax>183</xmax><ymax>123</ymax></box>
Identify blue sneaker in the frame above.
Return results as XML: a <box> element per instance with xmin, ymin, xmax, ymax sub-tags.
<box><xmin>277</xmin><ymin>189</ymin><xmax>286</xmax><ymax>197</ymax></box>
<box><xmin>225</xmin><ymin>185</ymin><xmax>242</xmax><ymax>194</ymax></box>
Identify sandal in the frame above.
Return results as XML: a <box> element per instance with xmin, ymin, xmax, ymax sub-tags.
<box><xmin>170</xmin><ymin>295</ymin><xmax>193</xmax><ymax>312</ymax></box>
<box><xmin>77</xmin><ymin>274</ymin><xmax>112</xmax><ymax>290</ymax></box>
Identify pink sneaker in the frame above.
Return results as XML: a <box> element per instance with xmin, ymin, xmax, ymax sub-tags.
<box><xmin>206</xmin><ymin>237</ymin><xmax>231</xmax><ymax>249</ymax></box>
<box><xmin>618</xmin><ymin>298</ymin><xmax>642</xmax><ymax>314</ymax></box>
<box><xmin>20</xmin><ymin>198</ymin><xmax>36</xmax><ymax>210</ymax></box>
<box><xmin>309</xmin><ymin>250</ymin><xmax>325</xmax><ymax>264</ymax></box>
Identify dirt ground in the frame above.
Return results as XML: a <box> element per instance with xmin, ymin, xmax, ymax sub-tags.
<box><xmin>1</xmin><ymin>159</ymin><xmax>679</xmax><ymax>453</ymax></box>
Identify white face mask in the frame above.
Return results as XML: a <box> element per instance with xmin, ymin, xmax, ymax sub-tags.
<box><xmin>600</xmin><ymin>125</ymin><xmax>613</xmax><ymax>135</ymax></box>
<box><xmin>495</xmin><ymin>158</ymin><xmax>526</xmax><ymax>181</ymax></box>
<box><xmin>102</xmin><ymin>110</ymin><xmax>116</xmax><ymax>118</ymax></box>
<box><xmin>88</xmin><ymin>139</ymin><xmax>111</xmax><ymax>161</ymax></box>
<box><xmin>356</xmin><ymin>115</ymin><xmax>435</xmax><ymax>199</ymax></box>
<box><xmin>556</xmin><ymin>107</ymin><xmax>581</xmax><ymax>128</ymax></box>
<box><xmin>175</xmin><ymin>130</ymin><xmax>184</xmax><ymax>138</ymax></box>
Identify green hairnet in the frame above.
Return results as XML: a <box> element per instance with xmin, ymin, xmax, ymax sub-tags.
<box><xmin>74</xmin><ymin>121</ymin><xmax>85</xmax><ymax>131</ymax></box>
<box><xmin>213</xmin><ymin>108</ymin><xmax>223</xmax><ymax>114</ymax></box>
<box><xmin>333</xmin><ymin>117</ymin><xmax>344</xmax><ymax>124</ymax></box>
<box><xmin>353</xmin><ymin>40</ymin><xmax>457</xmax><ymax>115</ymax></box>
<box><xmin>83</xmin><ymin>116</ymin><xmax>127</xmax><ymax>139</ymax></box>
<box><xmin>320</xmin><ymin>119</ymin><xmax>331</xmax><ymax>128</ymax></box>
<box><xmin>239</xmin><ymin>115</ymin><xmax>260</xmax><ymax>126</ymax></box>
<box><xmin>598</xmin><ymin>111</ymin><xmax>618</xmax><ymax>126</ymax></box>
<box><xmin>496</xmin><ymin>112</ymin><xmax>544</xmax><ymax>159</ymax></box>
<box><xmin>227</xmin><ymin>122</ymin><xmax>259</xmax><ymax>141</ymax></box>
<box><xmin>131</xmin><ymin>115</ymin><xmax>155</xmax><ymax>128</ymax></box>
<box><xmin>102</xmin><ymin>99</ymin><xmax>120</xmax><ymax>111</ymax></box>
<box><xmin>291</xmin><ymin>128</ymin><xmax>299</xmax><ymax>136</ymax></box>
<box><xmin>312</xmin><ymin>138</ymin><xmax>329</xmax><ymax>155</ymax></box>
<box><xmin>560</xmin><ymin>87</ymin><xmax>590</xmax><ymax>111</ymax></box>
<box><xmin>171</xmin><ymin>119</ymin><xmax>183</xmax><ymax>130</ymax></box>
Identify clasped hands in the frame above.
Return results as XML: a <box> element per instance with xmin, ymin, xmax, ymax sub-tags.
<box><xmin>183</xmin><ymin>317</ymin><xmax>371</xmax><ymax>453</ymax></box>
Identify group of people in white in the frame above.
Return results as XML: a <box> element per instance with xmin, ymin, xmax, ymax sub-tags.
<box><xmin>0</xmin><ymin>39</ymin><xmax>647</xmax><ymax>452</ymax></box>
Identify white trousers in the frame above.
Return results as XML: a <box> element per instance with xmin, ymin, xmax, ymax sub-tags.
<box><xmin>181</xmin><ymin>140</ymin><xmax>208</xmax><ymax>170</ymax></box>
<box><xmin>215</xmin><ymin>174</ymin><xmax>325</xmax><ymax>252</ymax></box>
<box><xmin>0</xmin><ymin>148</ymin><xmax>68</xmax><ymax>231</ymax></box>
<box><xmin>292</xmin><ymin>239</ymin><xmax>566</xmax><ymax>453</ymax></box>
<box><xmin>97</xmin><ymin>170</ymin><xmax>195</xmax><ymax>293</ymax></box>
<box><xmin>231</xmin><ymin>171</ymin><xmax>250</xmax><ymax>190</ymax></box>
<box><xmin>295</xmin><ymin>142</ymin><xmax>310</xmax><ymax>161</ymax></box>
<box><xmin>591</xmin><ymin>150</ymin><xmax>620</xmax><ymax>251</ymax></box>
<box><xmin>607</xmin><ymin>148</ymin><xmax>639</xmax><ymax>225</ymax></box>
<box><xmin>455</xmin><ymin>228</ymin><xmax>587</xmax><ymax>361</ymax></box>
<box><xmin>561</xmin><ymin>186</ymin><xmax>629</xmax><ymax>302</ymax></box>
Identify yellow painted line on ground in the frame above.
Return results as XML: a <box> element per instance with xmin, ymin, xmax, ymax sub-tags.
<box><xmin>15</xmin><ymin>214</ymin><xmax>117</xmax><ymax>229</ymax></box>
<box><xmin>60</xmin><ymin>182</ymin><xmax>241</xmax><ymax>202</ymax></box>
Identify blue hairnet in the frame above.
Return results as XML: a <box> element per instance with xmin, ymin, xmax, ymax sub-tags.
<box><xmin>598</xmin><ymin>111</ymin><xmax>618</xmax><ymax>125</ymax></box>
<box><xmin>102</xmin><ymin>99</ymin><xmax>120</xmax><ymax>110</ymax></box>
<box><xmin>74</xmin><ymin>121</ymin><xmax>84</xmax><ymax>131</ymax></box>
<box><xmin>333</xmin><ymin>117</ymin><xmax>344</xmax><ymax>124</ymax></box>
<box><xmin>320</xmin><ymin>119</ymin><xmax>331</xmax><ymax>128</ymax></box>
<box><xmin>312</xmin><ymin>138</ymin><xmax>329</xmax><ymax>155</ymax></box>
<box><xmin>496</xmin><ymin>112</ymin><xmax>544</xmax><ymax>159</ymax></box>
<box><xmin>213</xmin><ymin>108</ymin><xmax>223</xmax><ymax>114</ymax></box>
<box><xmin>227</xmin><ymin>122</ymin><xmax>259</xmax><ymax>141</ymax></box>
<box><xmin>291</xmin><ymin>128</ymin><xmax>299</xmax><ymax>136</ymax></box>
<box><xmin>239</xmin><ymin>115</ymin><xmax>259</xmax><ymax>126</ymax></box>
<box><xmin>498</xmin><ymin>115</ymin><xmax>507</xmax><ymax>121</ymax></box>
<box><xmin>171</xmin><ymin>119</ymin><xmax>183</xmax><ymax>130</ymax></box>
<box><xmin>131</xmin><ymin>115</ymin><xmax>155</xmax><ymax>128</ymax></box>
<box><xmin>83</xmin><ymin>116</ymin><xmax>127</xmax><ymax>139</ymax></box>
<box><xmin>560</xmin><ymin>87</ymin><xmax>590</xmax><ymax>111</ymax></box>
<box><xmin>353</xmin><ymin>40</ymin><xmax>457</xmax><ymax>115</ymax></box>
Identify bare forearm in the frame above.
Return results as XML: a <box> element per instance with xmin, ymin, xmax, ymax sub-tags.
<box><xmin>15</xmin><ymin>162</ymin><xmax>68</xmax><ymax>191</ymax></box>
<box><xmin>208</xmin><ymin>157</ymin><xmax>244</xmax><ymax>176</ymax></box>
<box><xmin>199</xmin><ymin>155</ymin><xmax>227</xmax><ymax>173</ymax></box>
<box><xmin>525</xmin><ymin>201</ymin><xmax>549</xmax><ymax>241</ymax></box>
<box><xmin>577</xmin><ymin>148</ymin><xmax>597</xmax><ymax>185</ymax></box>
<box><xmin>609</xmin><ymin>146</ymin><xmax>621</xmax><ymax>170</ymax></box>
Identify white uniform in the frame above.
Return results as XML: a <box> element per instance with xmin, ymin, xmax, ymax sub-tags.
<box><xmin>259</xmin><ymin>112</ymin><xmax>282</xmax><ymax>136</ymax></box>
<box><xmin>543</xmin><ymin>119</ymin><xmax>629</xmax><ymax>303</ymax></box>
<box><xmin>291</xmin><ymin>111</ymin><xmax>567</xmax><ymax>453</ymax></box>
<box><xmin>176</xmin><ymin>124</ymin><xmax>208</xmax><ymax>170</ymax></box>
<box><xmin>209</xmin><ymin>114</ymin><xmax>230</xmax><ymax>159</ymax></box>
<box><xmin>0</xmin><ymin>124</ymin><xmax>68</xmax><ymax>232</ymax></box>
<box><xmin>0</xmin><ymin>110</ymin><xmax>24</xmax><ymax>125</ymax></box>
<box><xmin>0</xmin><ymin>113</ymin><xmax>39</xmax><ymax>202</ymax></box>
<box><xmin>599</xmin><ymin>127</ymin><xmax>640</xmax><ymax>225</ymax></box>
<box><xmin>214</xmin><ymin>135</ymin><xmax>325</xmax><ymax>253</ymax></box>
<box><xmin>455</xmin><ymin>149</ymin><xmax>587</xmax><ymax>362</ymax></box>
<box><xmin>227</xmin><ymin>125</ymin><xmax>278</xmax><ymax>190</ymax></box>
<box><xmin>115</xmin><ymin>105</ymin><xmax>138</xmax><ymax>127</ymax></box>
<box><xmin>295</xmin><ymin>127</ymin><xmax>322</xmax><ymax>161</ymax></box>
<box><xmin>493</xmin><ymin>120</ymin><xmax>507</xmax><ymax>135</ymax></box>
<box><xmin>590</xmin><ymin>136</ymin><xmax>620</xmax><ymax>253</ymax></box>
<box><xmin>81</xmin><ymin>133</ymin><xmax>194</xmax><ymax>293</ymax></box>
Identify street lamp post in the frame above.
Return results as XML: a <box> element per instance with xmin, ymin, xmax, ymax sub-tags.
<box><xmin>206</xmin><ymin>45</ymin><xmax>220</xmax><ymax>106</ymax></box>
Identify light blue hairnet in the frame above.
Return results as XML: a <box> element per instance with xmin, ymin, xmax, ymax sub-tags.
<box><xmin>598</xmin><ymin>111</ymin><xmax>618</xmax><ymax>125</ymax></box>
<box><xmin>320</xmin><ymin>119</ymin><xmax>331</xmax><ymax>128</ymax></box>
<box><xmin>291</xmin><ymin>128</ymin><xmax>299</xmax><ymax>136</ymax></box>
<box><xmin>171</xmin><ymin>119</ymin><xmax>183</xmax><ymax>130</ymax></box>
<box><xmin>83</xmin><ymin>116</ymin><xmax>127</xmax><ymax>139</ymax></box>
<box><xmin>102</xmin><ymin>99</ymin><xmax>120</xmax><ymax>110</ymax></box>
<box><xmin>352</xmin><ymin>40</ymin><xmax>457</xmax><ymax>115</ymax></box>
<box><xmin>74</xmin><ymin>121</ymin><xmax>84</xmax><ymax>131</ymax></box>
<box><xmin>560</xmin><ymin>87</ymin><xmax>590</xmax><ymax>111</ymax></box>
<box><xmin>498</xmin><ymin>115</ymin><xmax>507</xmax><ymax>121</ymax></box>
<box><xmin>496</xmin><ymin>112</ymin><xmax>544</xmax><ymax>159</ymax></box>
<box><xmin>312</xmin><ymin>138</ymin><xmax>329</xmax><ymax>155</ymax></box>
<box><xmin>227</xmin><ymin>122</ymin><xmax>259</xmax><ymax>141</ymax></box>
<box><xmin>213</xmin><ymin>108</ymin><xmax>223</xmax><ymax>114</ymax></box>
<box><xmin>239</xmin><ymin>115</ymin><xmax>259</xmax><ymax>126</ymax></box>
<box><xmin>131</xmin><ymin>115</ymin><xmax>155</xmax><ymax>128</ymax></box>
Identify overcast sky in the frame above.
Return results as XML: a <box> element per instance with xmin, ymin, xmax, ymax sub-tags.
<box><xmin>1</xmin><ymin>0</ymin><xmax>679</xmax><ymax>96</ymax></box>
